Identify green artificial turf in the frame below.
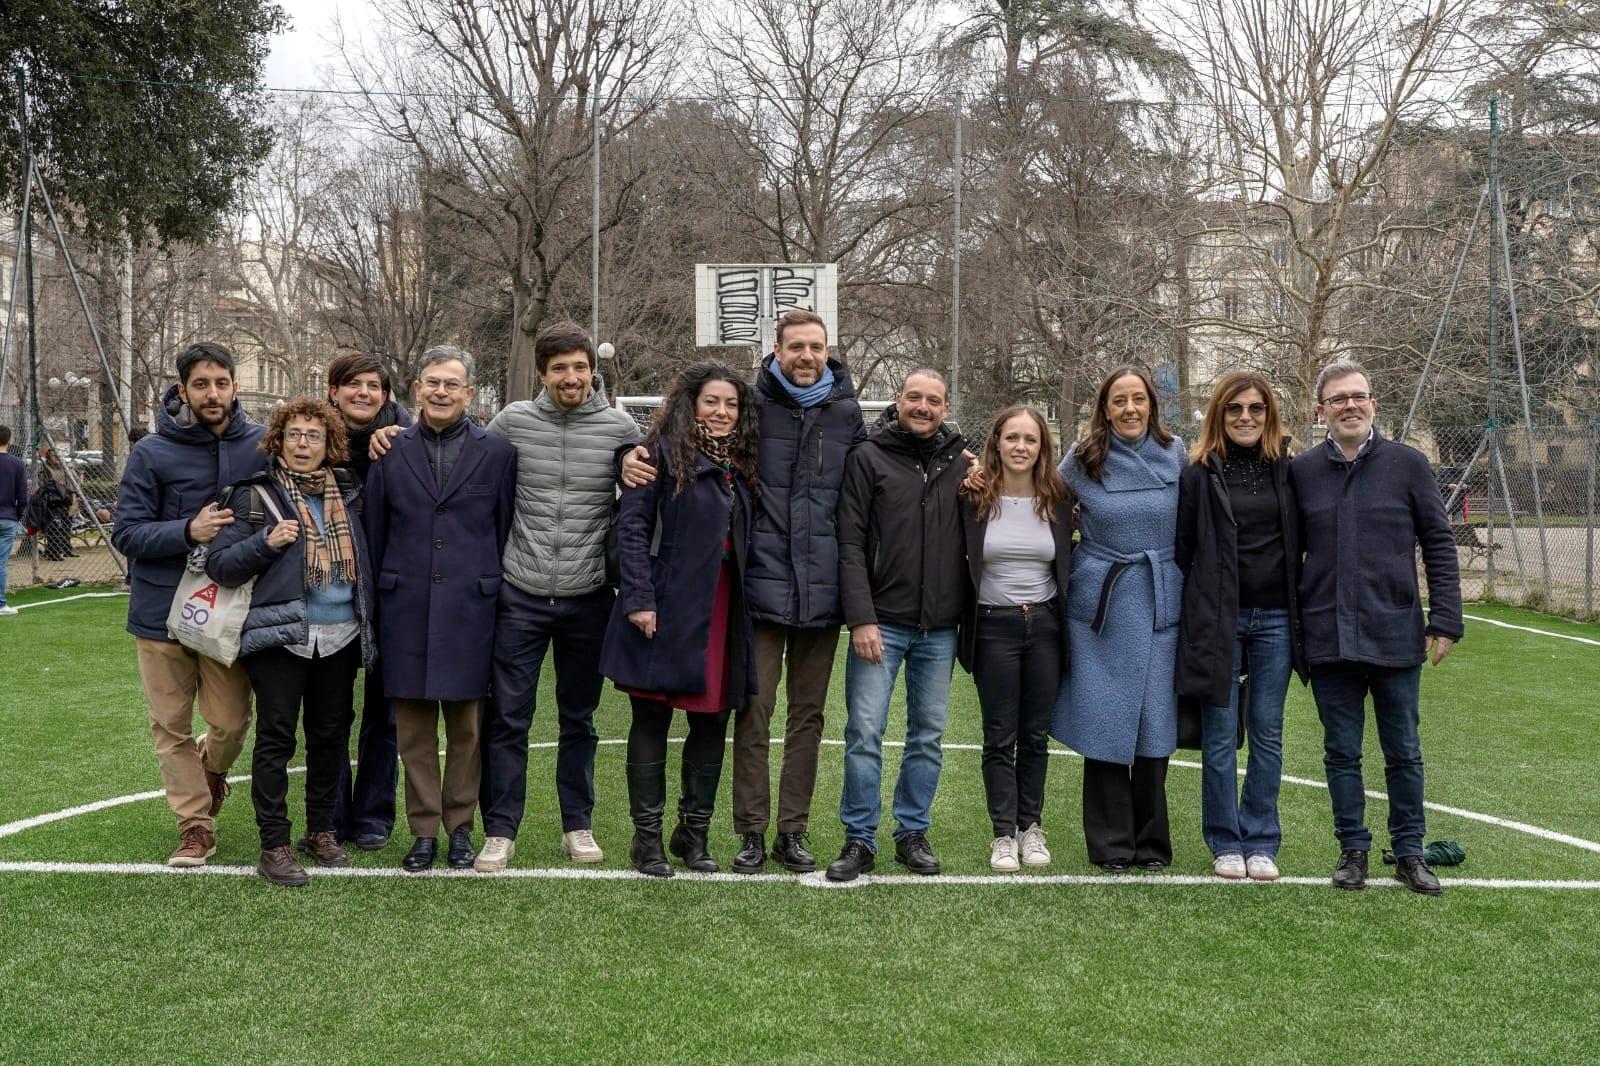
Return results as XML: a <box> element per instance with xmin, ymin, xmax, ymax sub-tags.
<box><xmin>1</xmin><ymin>596</ymin><xmax>1598</xmax><ymax>1063</ymax></box>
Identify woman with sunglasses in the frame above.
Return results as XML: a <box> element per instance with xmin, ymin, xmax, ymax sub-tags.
<box><xmin>1175</xmin><ymin>372</ymin><xmax>1306</xmax><ymax>882</ymax></box>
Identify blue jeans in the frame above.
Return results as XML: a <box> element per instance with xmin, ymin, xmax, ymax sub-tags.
<box><xmin>840</xmin><ymin>624</ymin><xmax>956</xmax><ymax>849</ymax></box>
<box><xmin>1201</xmin><ymin>607</ymin><xmax>1291</xmax><ymax>858</ymax></box>
<box><xmin>0</xmin><ymin>519</ymin><xmax>15</xmax><ymax>606</ymax></box>
<box><xmin>1309</xmin><ymin>661</ymin><xmax>1426</xmax><ymax>858</ymax></box>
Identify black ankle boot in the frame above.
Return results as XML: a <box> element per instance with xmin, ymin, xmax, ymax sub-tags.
<box><xmin>668</xmin><ymin>759</ymin><xmax>722</xmax><ymax>873</ymax></box>
<box><xmin>625</xmin><ymin>761</ymin><xmax>673</xmax><ymax>878</ymax></box>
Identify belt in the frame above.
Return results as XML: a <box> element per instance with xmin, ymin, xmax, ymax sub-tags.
<box><xmin>1078</xmin><ymin>541</ymin><xmax>1178</xmax><ymax>634</ymax></box>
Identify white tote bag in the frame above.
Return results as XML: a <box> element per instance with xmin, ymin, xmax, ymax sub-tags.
<box><xmin>166</xmin><ymin>488</ymin><xmax>286</xmax><ymax>666</ymax></box>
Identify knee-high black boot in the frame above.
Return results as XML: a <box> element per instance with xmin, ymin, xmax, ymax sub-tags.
<box><xmin>626</xmin><ymin>761</ymin><xmax>673</xmax><ymax>878</ymax></box>
<box><xmin>669</xmin><ymin>759</ymin><xmax>723</xmax><ymax>873</ymax></box>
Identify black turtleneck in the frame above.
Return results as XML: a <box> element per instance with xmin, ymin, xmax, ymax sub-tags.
<box><xmin>1220</xmin><ymin>441</ymin><xmax>1286</xmax><ymax>608</ymax></box>
<box><xmin>419</xmin><ymin>414</ymin><xmax>470</xmax><ymax>492</ymax></box>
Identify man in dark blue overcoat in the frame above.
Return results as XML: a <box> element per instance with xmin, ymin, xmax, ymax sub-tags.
<box><xmin>365</xmin><ymin>345</ymin><xmax>516</xmax><ymax>873</ymax></box>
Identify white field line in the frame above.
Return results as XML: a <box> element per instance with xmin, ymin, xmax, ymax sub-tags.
<box><xmin>0</xmin><ymin>859</ymin><xmax>1595</xmax><ymax>891</ymax></box>
<box><xmin>1463</xmin><ymin>612</ymin><xmax>1600</xmax><ymax>648</ymax></box>
<box><xmin>4</xmin><ymin>739</ymin><xmax>1600</xmax><ymax>862</ymax></box>
<box><xmin>13</xmin><ymin>590</ymin><xmax>128</xmax><ymax>610</ymax></box>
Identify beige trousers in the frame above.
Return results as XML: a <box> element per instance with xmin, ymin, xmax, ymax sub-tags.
<box><xmin>135</xmin><ymin>637</ymin><xmax>254</xmax><ymax>833</ymax></box>
<box><xmin>394</xmin><ymin>698</ymin><xmax>483</xmax><ymax>839</ymax></box>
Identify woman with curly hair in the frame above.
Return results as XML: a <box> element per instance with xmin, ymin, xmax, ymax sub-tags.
<box><xmin>600</xmin><ymin>362</ymin><xmax>760</xmax><ymax>877</ymax></box>
<box><xmin>206</xmin><ymin>398</ymin><xmax>377</xmax><ymax>887</ymax></box>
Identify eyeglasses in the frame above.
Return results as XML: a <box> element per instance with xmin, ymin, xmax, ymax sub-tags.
<box><xmin>1322</xmin><ymin>392</ymin><xmax>1373</xmax><ymax>410</ymax></box>
<box><xmin>1224</xmin><ymin>402</ymin><xmax>1268</xmax><ymax>418</ymax></box>
<box><xmin>421</xmin><ymin>377</ymin><xmax>468</xmax><ymax>394</ymax></box>
<box><xmin>284</xmin><ymin>429</ymin><xmax>325</xmax><ymax>444</ymax></box>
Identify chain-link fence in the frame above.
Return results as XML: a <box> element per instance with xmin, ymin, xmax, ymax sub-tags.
<box><xmin>1403</xmin><ymin>422</ymin><xmax>1599</xmax><ymax>619</ymax></box>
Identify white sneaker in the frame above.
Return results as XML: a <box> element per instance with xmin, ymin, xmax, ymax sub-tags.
<box><xmin>474</xmin><ymin>836</ymin><xmax>515</xmax><ymax>873</ymax></box>
<box><xmin>1246</xmin><ymin>854</ymin><xmax>1280</xmax><ymax>881</ymax></box>
<box><xmin>989</xmin><ymin>835</ymin><xmax>1020</xmax><ymax>872</ymax></box>
<box><xmin>561</xmin><ymin>829</ymin><xmax>604</xmax><ymax>864</ymax></box>
<box><xmin>0</xmin><ymin>605</ymin><xmax>17</xmax><ymax>616</ymax></box>
<box><xmin>1213</xmin><ymin>852</ymin><xmax>1248</xmax><ymax>880</ymax></box>
<box><xmin>1018</xmin><ymin>823</ymin><xmax>1051</xmax><ymax>867</ymax></box>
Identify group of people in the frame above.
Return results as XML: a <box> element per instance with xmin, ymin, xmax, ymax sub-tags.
<box><xmin>106</xmin><ymin>309</ymin><xmax>1463</xmax><ymax>895</ymax></box>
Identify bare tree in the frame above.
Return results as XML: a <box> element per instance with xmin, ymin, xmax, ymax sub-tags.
<box><xmin>1168</xmin><ymin>0</ymin><xmax>1472</xmax><ymax>421</ymax></box>
<box><xmin>338</xmin><ymin>0</ymin><xmax>681</xmax><ymax>401</ymax></box>
<box><xmin>215</xmin><ymin>96</ymin><xmax>342</xmax><ymax>402</ymax></box>
<box><xmin>694</xmin><ymin>0</ymin><xmax>955</xmax><ymax>389</ymax></box>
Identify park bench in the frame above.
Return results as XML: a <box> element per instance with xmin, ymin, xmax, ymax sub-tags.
<box><xmin>1451</xmin><ymin>522</ymin><xmax>1503</xmax><ymax>569</ymax></box>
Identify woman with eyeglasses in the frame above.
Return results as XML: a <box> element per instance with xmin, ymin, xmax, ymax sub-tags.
<box><xmin>207</xmin><ymin>398</ymin><xmax>378</xmax><ymax>887</ymax></box>
<box><xmin>1174</xmin><ymin>371</ymin><xmax>1305</xmax><ymax>881</ymax></box>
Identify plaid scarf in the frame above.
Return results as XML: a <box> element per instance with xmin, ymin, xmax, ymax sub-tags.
<box><xmin>273</xmin><ymin>460</ymin><xmax>358</xmax><ymax>589</ymax></box>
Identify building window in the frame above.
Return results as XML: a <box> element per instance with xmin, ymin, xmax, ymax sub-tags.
<box><xmin>1222</xmin><ymin>293</ymin><xmax>1241</xmax><ymax>321</ymax></box>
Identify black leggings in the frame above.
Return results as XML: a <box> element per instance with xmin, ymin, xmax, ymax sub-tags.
<box><xmin>627</xmin><ymin>697</ymin><xmax>730</xmax><ymax>765</ymax></box>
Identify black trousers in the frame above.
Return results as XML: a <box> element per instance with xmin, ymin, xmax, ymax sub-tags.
<box><xmin>243</xmin><ymin>642</ymin><xmax>360</xmax><ymax>850</ymax></box>
<box><xmin>627</xmin><ymin>698</ymin><xmax>730</xmax><ymax>766</ymax></box>
<box><xmin>1081</xmin><ymin>756</ymin><xmax>1171</xmax><ymax>866</ymax></box>
<box><xmin>332</xmin><ymin>666</ymin><xmax>397</xmax><ymax>840</ymax></box>
<box><xmin>971</xmin><ymin>604</ymin><xmax>1061</xmax><ymax>838</ymax></box>
<box><xmin>482</xmin><ymin>584</ymin><xmax>613</xmax><ymax>838</ymax></box>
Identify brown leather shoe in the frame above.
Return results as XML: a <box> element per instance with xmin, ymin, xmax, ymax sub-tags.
<box><xmin>296</xmin><ymin>830</ymin><xmax>350</xmax><ymax>868</ymax></box>
<box><xmin>257</xmin><ymin>845</ymin><xmax>310</xmax><ymax>887</ymax></box>
<box><xmin>167</xmin><ymin>825</ymin><xmax>216</xmax><ymax>868</ymax></box>
<box><xmin>196</xmin><ymin>736</ymin><xmax>229</xmax><ymax>817</ymax></box>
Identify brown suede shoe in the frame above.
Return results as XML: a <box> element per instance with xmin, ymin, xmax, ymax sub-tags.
<box><xmin>257</xmin><ymin>845</ymin><xmax>310</xmax><ymax>887</ymax></box>
<box><xmin>196</xmin><ymin>736</ymin><xmax>229</xmax><ymax>817</ymax></box>
<box><xmin>295</xmin><ymin>830</ymin><xmax>350</xmax><ymax>868</ymax></box>
<box><xmin>167</xmin><ymin>826</ymin><xmax>216</xmax><ymax>868</ymax></box>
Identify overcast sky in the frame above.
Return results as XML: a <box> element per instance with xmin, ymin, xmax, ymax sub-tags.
<box><xmin>264</xmin><ymin>0</ymin><xmax>373</xmax><ymax>89</ymax></box>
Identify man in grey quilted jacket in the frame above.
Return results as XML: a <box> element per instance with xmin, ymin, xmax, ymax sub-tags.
<box><xmin>475</xmin><ymin>322</ymin><xmax>642</xmax><ymax>871</ymax></box>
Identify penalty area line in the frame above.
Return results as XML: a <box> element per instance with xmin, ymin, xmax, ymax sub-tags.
<box><xmin>1463</xmin><ymin>612</ymin><xmax>1600</xmax><ymax>648</ymax></box>
<box><xmin>0</xmin><ymin>860</ymin><xmax>1597</xmax><ymax>891</ymax></box>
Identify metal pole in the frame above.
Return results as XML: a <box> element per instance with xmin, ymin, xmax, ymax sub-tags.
<box><xmin>949</xmin><ymin>90</ymin><xmax>963</xmax><ymax>419</ymax></box>
<box><xmin>29</xmin><ymin>160</ymin><xmax>132</xmax><ymax>439</ymax></box>
<box><xmin>1442</xmin><ymin>429</ymin><xmax>1490</xmax><ymax>520</ymax></box>
<box><xmin>1494</xmin><ymin>184</ymin><xmax>1553</xmax><ymax>600</ymax></box>
<box><xmin>1485</xmin><ymin>425</ymin><xmax>1498</xmax><ymax>597</ymax></box>
<box><xmin>1586</xmin><ymin>420</ymin><xmax>1595</xmax><ymax>618</ymax></box>
<box><xmin>1491</xmin><ymin>437</ymin><xmax>1531</xmax><ymax>597</ymax></box>
<box><xmin>590</xmin><ymin>82</ymin><xmax>601</xmax><ymax>346</ymax></box>
<box><xmin>117</xmin><ymin>231</ymin><xmax>134</xmax><ymax>474</ymax></box>
<box><xmin>1400</xmin><ymin>185</ymin><xmax>1488</xmax><ymax>443</ymax></box>
<box><xmin>0</xmin><ymin>175</ymin><xmax>29</xmax><ymax>405</ymax></box>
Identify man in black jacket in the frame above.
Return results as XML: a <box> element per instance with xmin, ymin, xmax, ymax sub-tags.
<box><xmin>1293</xmin><ymin>358</ymin><xmax>1463</xmax><ymax>896</ymax></box>
<box><xmin>826</xmin><ymin>369</ymin><xmax>968</xmax><ymax>882</ymax></box>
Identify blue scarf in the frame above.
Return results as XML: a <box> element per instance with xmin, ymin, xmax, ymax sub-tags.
<box><xmin>772</xmin><ymin>361</ymin><xmax>835</xmax><ymax>408</ymax></box>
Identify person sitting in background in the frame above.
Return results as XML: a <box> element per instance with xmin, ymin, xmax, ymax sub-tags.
<box><xmin>206</xmin><ymin>399</ymin><xmax>378</xmax><ymax>887</ymax></box>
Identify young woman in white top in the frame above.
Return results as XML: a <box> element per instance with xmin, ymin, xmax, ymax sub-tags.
<box><xmin>958</xmin><ymin>406</ymin><xmax>1074</xmax><ymax>871</ymax></box>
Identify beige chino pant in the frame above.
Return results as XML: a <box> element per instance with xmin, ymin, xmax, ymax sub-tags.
<box><xmin>134</xmin><ymin>637</ymin><xmax>254</xmax><ymax>833</ymax></box>
<box><xmin>394</xmin><ymin>698</ymin><xmax>483</xmax><ymax>839</ymax></box>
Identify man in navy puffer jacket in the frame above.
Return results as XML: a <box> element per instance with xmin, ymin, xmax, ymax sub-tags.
<box><xmin>112</xmin><ymin>343</ymin><xmax>267</xmax><ymax>867</ymax></box>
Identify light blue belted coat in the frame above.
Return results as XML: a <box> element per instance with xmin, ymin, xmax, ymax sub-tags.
<box><xmin>1050</xmin><ymin>432</ymin><xmax>1186</xmax><ymax>764</ymax></box>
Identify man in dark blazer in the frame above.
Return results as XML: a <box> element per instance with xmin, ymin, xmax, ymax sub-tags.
<box><xmin>1293</xmin><ymin>357</ymin><xmax>1463</xmax><ymax>896</ymax></box>
<box><xmin>365</xmin><ymin>345</ymin><xmax>516</xmax><ymax>873</ymax></box>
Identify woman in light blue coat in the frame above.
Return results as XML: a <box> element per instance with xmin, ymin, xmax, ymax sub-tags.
<box><xmin>1053</xmin><ymin>365</ymin><xmax>1185</xmax><ymax>872</ymax></box>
